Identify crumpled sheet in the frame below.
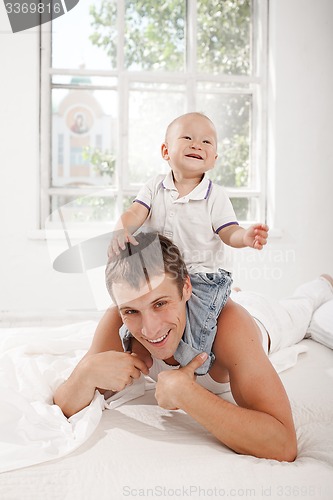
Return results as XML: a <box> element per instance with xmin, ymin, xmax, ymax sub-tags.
<box><xmin>269</xmin><ymin>343</ymin><xmax>308</xmax><ymax>373</ymax></box>
<box><xmin>0</xmin><ymin>321</ymin><xmax>307</xmax><ymax>474</ymax></box>
<box><xmin>0</xmin><ymin>322</ymin><xmax>146</xmax><ymax>474</ymax></box>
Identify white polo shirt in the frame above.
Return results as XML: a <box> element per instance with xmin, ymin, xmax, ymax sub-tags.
<box><xmin>134</xmin><ymin>172</ymin><xmax>238</xmax><ymax>273</ymax></box>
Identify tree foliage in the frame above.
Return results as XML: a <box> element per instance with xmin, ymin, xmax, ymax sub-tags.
<box><xmin>89</xmin><ymin>0</ymin><xmax>186</xmax><ymax>71</ymax></box>
<box><xmin>89</xmin><ymin>0</ymin><xmax>250</xmax><ymax>74</ymax></box>
<box><xmin>197</xmin><ymin>0</ymin><xmax>250</xmax><ymax>75</ymax></box>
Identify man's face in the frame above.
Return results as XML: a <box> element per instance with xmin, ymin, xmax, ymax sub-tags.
<box><xmin>113</xmin><ymin>274</ymin><xmax>192</xmax><ymax>363</ymax></box>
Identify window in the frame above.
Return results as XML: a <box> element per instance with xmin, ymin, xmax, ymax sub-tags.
<box><xmin>41</xmin><ymin>0</ymin><xmax>268</xmax><ymax>229</ymax></box>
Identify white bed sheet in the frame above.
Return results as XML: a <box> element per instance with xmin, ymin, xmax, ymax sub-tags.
<box><xmin>0</xmin><ymin>323</ymin><xmax>333</xmax><ymax>500</ymax></box>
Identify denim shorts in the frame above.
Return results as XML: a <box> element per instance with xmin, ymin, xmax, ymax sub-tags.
<box><xmin>119</xmin><ymin>268</ymin><xmax>233</xmax><ymax>375</ymax></box>
<box><xmin>174</xmin><ymin>269</ymin><xmax>232</xmax><ymax>374</ymax></box>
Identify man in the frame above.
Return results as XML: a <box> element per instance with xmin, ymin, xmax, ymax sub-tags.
<box><xmin>54</xmin><ymin>232</ymin><xmax>333</xmax><ymax>462</ymax></box>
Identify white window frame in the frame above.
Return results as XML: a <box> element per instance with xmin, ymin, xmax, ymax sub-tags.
<box><xmin>40</xmin><ymin>0</ymin><xmax>268</xmax><ymax>230</ymax></box>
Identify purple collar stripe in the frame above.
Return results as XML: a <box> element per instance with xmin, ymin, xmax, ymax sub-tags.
<box><xmin>215</xmin><ymin>221</ymin><xmax>239</xmax><ymax>234</ymax></box>
<box><xmin>204</xmin><ymin>180</ymin><xmax>213</xmax><ymax>199</ymax></box>
<box><xmin>133</xmin><ymin>199</ymin><xmax>151</xmax><ymax>211</ymax></box>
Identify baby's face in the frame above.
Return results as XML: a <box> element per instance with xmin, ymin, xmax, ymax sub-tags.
<box><xmin>163</xmin><ymin>114</ymin><xmax>218</xmax><ymax>177</ymax></box>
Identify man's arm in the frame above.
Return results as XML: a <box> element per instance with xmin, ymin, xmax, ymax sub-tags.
<box><xmin>53</xmin><ymin>307</ymin><xmax>149</xmax><ymax>418</ymax></box>
<box><xmin>155</xmin><ymin>300</ymin><xmax>297</xmax><ymax>462</ymax></box>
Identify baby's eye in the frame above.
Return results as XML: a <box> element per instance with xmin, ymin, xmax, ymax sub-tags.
<box><xmin>183</xmin><ymin>136</ymin><xmax>191</xmax><ymax>140</ymax></box>
<box><xmin>203</xmin><ymin>140</ymin><xmax>212</xmax><ymax>144</ymax></box>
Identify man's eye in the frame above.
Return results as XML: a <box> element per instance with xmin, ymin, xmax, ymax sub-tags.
<box><xmin>155</xmin><ymin>301</ymin><xmax>166</xmax><ymax>308</ymax></box>
<box><xmin>124</xmin><ymin>309</ymin><xmax>137</xmax><ymax>315</ymax></box>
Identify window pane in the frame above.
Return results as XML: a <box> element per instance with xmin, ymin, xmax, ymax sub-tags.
<box><xmin>197</xmin><ymin>0</ymin><xmax>252</xmax><ymax>75</ymax></box>
<box><xmin>197</xmin><ymin>83</ymin><xmax>252</xmax><ymax>188</ymax></box>
<box><xmin>128</xmin><ymin>83</ymin><xmax>186</xmax><ymax>184</ymax></box>
<box><xmin>125</xmin><ymin>0</ymin><xmax>186</xmax><ymax>71</ymax></box>
<box><xmin>231</xmin><ymin>196</ymin><xmax>259</xmax><ymax>221</ymax></box>
<box><xmin>52</xmin><ymin>87</ymin><xmax>117</xmax><ymax>188</ymax></box>
<box><xmin>50</xmin><ymin>194</ymin><xmax>117</xmax><ymax>223</ymax></box>
<box><xmin>46</xmin><ymin>0</ymin><xmax>265</xmax><ymax>227</ymax></box>
<box><xmin>123</xmin><ymin>195</ymin><xmax>135</xmax><ymax>212</ymax></box>
<box><xmin>52</xmin><ymin>0</ymin><xmax>116</xmax><ymax>70</ymax></box>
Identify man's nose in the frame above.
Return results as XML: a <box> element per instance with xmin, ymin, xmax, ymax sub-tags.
<box><xmin>141</xmin><ymin>313</ymin><xmax>161</xmax><ymax>338</ymax></box>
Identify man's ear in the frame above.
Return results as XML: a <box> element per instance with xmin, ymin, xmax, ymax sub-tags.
<box><xmin>182</xmin><ymin>275</ymin><xmax>192</xmax><ymax>302</ymax></box>
<box><xmin>161</xmin><ymin>143</ymin><xmax>170</xmax><ymax>160</ymax></box>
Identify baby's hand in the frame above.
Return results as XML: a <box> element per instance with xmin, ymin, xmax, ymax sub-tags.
<box><xmin>108</xmin><ymin>231</ymin><xmax>139</xmax><ymax>257</ymax></box>
<box><xmin>244</xmin><ymin>223</ymin><xmax>269</xmax><ymax>250</ymax></box>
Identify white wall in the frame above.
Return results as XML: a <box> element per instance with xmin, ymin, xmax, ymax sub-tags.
<box><xmin>0</xmin><ymin>8</ymin><xmax>95</xmax><ymax>315</ymax></box>
<box><xmin>232</xmin><ymin>0</ymin><xmax>333</xmax><ymax>296</ymax></box>
<box><xmin>0</xmin><ymin>0</ymin><xmax>332</xmax><ymax>317</ymax></box>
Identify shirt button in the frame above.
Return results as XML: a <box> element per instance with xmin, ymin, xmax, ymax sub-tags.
<box><xmin>169</xmin><ymin>212</ymin><xmax>174</xmax><ymax>217</ymax></box>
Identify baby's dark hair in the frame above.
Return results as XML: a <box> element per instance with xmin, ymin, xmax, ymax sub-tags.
<box><xmin>105</xmin><ymin>232</ymin><xmax>189</xmax><ymax>303</ymax></box>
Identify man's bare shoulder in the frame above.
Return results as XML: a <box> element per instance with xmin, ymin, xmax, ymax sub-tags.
<box><xmin>87</xmin><ymin>307</ymin><xmax>124</xmax><ymax>356</ymax></box>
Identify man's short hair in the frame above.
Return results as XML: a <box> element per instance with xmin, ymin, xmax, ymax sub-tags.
<box><xmin>105</xmin><ymin>232</ymin><xmax>189</xmax><ymax>303</ymax></box>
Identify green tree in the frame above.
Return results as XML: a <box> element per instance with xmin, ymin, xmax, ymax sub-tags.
<box><xmin>197</xmin><ymin>0</ymin><xmax>250</xmax><ymax>75</ymax></box>
<box><xmin>82</xmin><ymin>146</ymin><xmax>116</xmax><ymax>180</ymax></box>
<box><xmin>89</xmin><ymin>0</ymin><xmax>186</xmax><ymax>71</ymax></box>
<box><xmin>89</xmin><ymin>0</ymin><xmax>250</xmax><ymax>74</ymax></box>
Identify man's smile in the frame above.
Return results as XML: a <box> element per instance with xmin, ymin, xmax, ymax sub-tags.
<box><xmin>143</xmin><ymin>330</ymin><xmax>170</xmax><ymax>345</ymax></box>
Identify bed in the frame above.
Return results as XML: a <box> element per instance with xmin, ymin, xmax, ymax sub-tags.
<box><xmin>0</xmin><ymin>301</ymin><xmax>333</xmax><ymax>500</ymax></box>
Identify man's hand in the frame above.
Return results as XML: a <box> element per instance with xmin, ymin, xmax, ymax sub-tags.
<box><xmin>243</xmin><ymin>223</ymin><xmax>269</xmax><ymax>250</ymax></box>
<box><xmin>82</xmin><ymin>350</ymin><xmax>150</xmax><ymax>393</ymax></box>
<box><xmin>155</xmin><ymin>352</ymin><xmax>208</xmax><ymax>410</ymax></box>
<box><xmin>131</xmin><ymin>338</ymin><xmax>153</xmax><ymax>369</ymax></box>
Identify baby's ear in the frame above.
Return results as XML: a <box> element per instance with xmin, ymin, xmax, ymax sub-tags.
<box><xmin>161</xmin><ymin>143</ymin><xmax>170</xmax><ymax>160</ymax></box>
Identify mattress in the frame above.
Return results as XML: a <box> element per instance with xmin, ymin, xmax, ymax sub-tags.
<box><xmin>0</xmin><ymin>322</ymin><xmax>332</xmax><ymax>500</ymax></box>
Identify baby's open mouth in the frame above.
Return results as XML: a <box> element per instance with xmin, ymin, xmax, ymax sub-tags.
<box><xmin>186</xmin><ymin>154</ymin><xmax>203</xmax><ymax>160</ymax></box>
